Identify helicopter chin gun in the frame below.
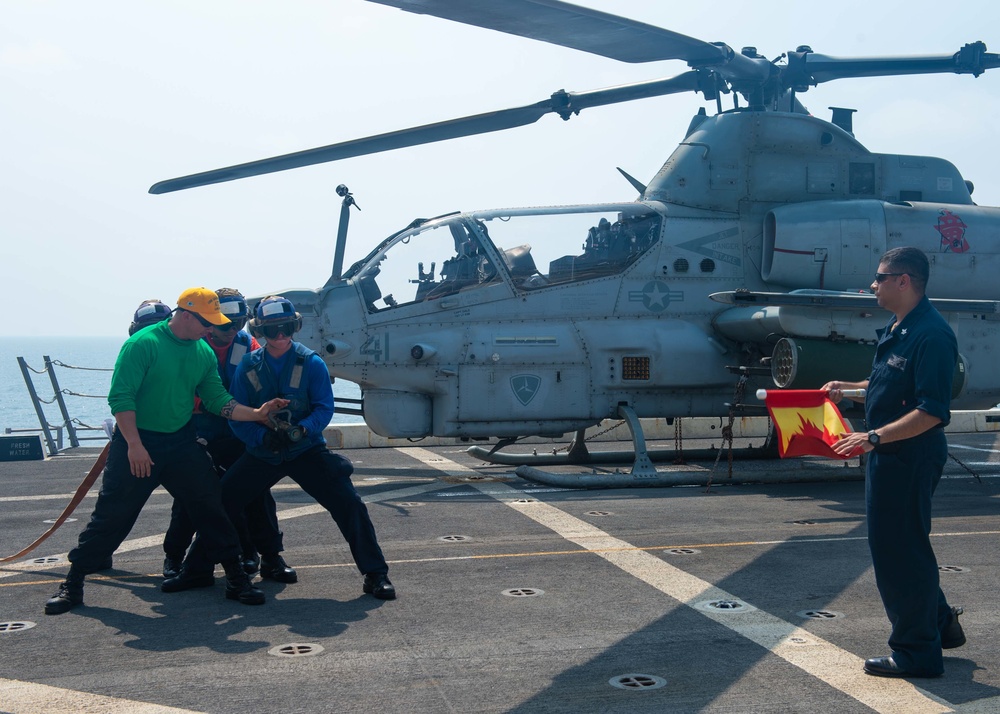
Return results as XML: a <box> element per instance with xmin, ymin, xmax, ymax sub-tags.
<box><xmin>268</xmin><ymin>410</ymin><xmax>305</xmax><ymax>443</ymax></box>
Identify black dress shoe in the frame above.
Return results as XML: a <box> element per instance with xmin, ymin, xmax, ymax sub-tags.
<box><xmin>363</xmin><ymin>573</ymin><xmax>396</xmax><ymax>600</ymax></box>
<box><xmin>942</xmin><ymin>606</ymin><xmax>966</xmax><ymax>649</ymax></box>
<box><xmin>163</xmin><ymin>555</ymin><xmax>183</xmax><ymax>579</ymax></box>
<box><xmin>260</xmin><ymin>554</ymin><xmax>297</xmax><ymax>583</ymax></box>
<box><xmin>161</xmin><ymin>568</ymin><xmax>215</xmax><ymax>593</ymax></box>
<box><xmin>864</xmin><ymin>656</ymin><xmax>940</xmax><ymax>679</ymax></box>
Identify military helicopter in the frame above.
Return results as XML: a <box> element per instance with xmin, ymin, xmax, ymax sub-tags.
<box><xmin>150</xmin><ymin>0</ymin><xmax>1000</xmax><ymax>475</ymax></box>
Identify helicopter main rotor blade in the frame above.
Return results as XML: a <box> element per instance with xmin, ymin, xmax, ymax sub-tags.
<box><xmin>149</xmin><ymin>71</ymin><xmax>701</xmax><ymax>194</ymax></box>
<box><xmin>367</xmin><ymin>0</ymin><xmax>726</xmax><ymax>65</ymax></box>
<box><xmin>785</xmin><ymin>42</ymin><xmax>1000</xmax><ymax>88</ymax></box>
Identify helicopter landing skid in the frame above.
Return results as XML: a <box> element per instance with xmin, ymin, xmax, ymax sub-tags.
<box><xmin>466</xmin><ymin>405</ymin><xmax>783</xmax><ymax>487</ymax></box>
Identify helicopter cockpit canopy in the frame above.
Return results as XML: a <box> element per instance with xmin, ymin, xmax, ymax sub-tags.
<box><xmin>352</xmin><ymin>204</ymin><xmax>663</xmax><ymax>312</ymax></box>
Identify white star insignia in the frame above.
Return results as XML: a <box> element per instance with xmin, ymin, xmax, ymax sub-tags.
<box><xmin>645</xmin><ymin>284</ymin><xmax>667</xmax><ymax>309</ymax></box>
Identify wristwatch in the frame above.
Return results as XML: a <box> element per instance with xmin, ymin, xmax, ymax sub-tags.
<box><xmin>867</xmin><ymin>430</ymin><xmax>881</xmax><ymax>446</ymax></box>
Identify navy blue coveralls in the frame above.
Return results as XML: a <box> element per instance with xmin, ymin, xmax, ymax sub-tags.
<box><xmin>70</xmin><ymin>424</ymin><xmax>242</xmax><ymax>573</ymax></box>
<box><xmin>186</xmin><ymin>342</ymin><xmax>389</xmax><ymax>577</ymax></box>
<box><xmin>865</xmin><ymin>295</ymin><xmax>957</xmax><ymax>676</ymax></box>
<box><xmin>162</xmin><ymin>331</ymin><xmax>284</xmax><ymax>561</ymax></box>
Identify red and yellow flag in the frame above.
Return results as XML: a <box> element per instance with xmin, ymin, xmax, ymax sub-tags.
<box><xmin>761</xmin><ymin>389</ymin><xmax>860</xmax><ymax>459</ymax></box>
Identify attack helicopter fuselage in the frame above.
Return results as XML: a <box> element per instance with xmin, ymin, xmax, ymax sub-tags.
<box><xmin>276</xmin><ymin>109</ymin><xmax>1000</xmax><ymax>440</ymax></box>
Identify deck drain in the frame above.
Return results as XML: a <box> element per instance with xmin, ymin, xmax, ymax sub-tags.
<box><xmin>511</xmin><ymin>498</ymin><xmax>536</xmax><ymax>504</ymax></box>
<box><xmin>696</xmin><ymin>599</ymin><xmax>755</xmax><ymax>614</ymax></box>
<box><xmin>395</xmin><ymin>502</ymin><xmax>424</xmax><ymax>507</ymax></box>
<box><xmin>0</xmin><ymin>621</ymin><xmax>37</xmax><ymax>633</ymax></box>
<box><xmin>940</xmin><ymin>565</ymin><xmax>968</xmax><ymax>573</ymax></box>
<box><xmin>609</xmin><ymin>674</ymin><xmax>667</xmax><ymax>691</ymax></box>
<box><xmin>502</xmin><ymin>588</ymin><xmax>544</xmax><ymax>598</ymax></box>
<box><xmin>43</xmin><ymin>518</ymin><xmax>76</xmax><ymax>524</ymax></box>
<box><xmin>268</xmin><ymin>643</ymin><xmax>325</xmax><ymax>658</ymax></box>
<box><xmin>31</xmin><ymin>557</ymin><xmax>63</xmax><ymax>565</ymax></box>
<box><xmin>664</xmin><ymin>548</ymin><xmax>700</xmax><ymax>555</ymax></box>
<box><xmin>585</xmin><ymin>510</ymin><xmax>612</xmax><ymax>516</ymax></box>
<box><xmin>797</xmin><ymin>609</ymin><xmax>845</xmax><ymax>620</ymax></box>
<box><xmin>438</xmin><ymin>535</ymin><xmax>471</xmax><ymax>542</ymax></box>
<box><xmin>792</xmin><ymin>520</ymin><xmax>817</xmax><ymax>525</ymax></box>
<box><xmin>784</xmin><ymin>635</ymin><xmax>816</xmax><ymax>646</ymax></box>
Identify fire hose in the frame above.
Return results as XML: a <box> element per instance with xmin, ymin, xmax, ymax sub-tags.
<box><xmin>0</xmin><ymin>442</ymin><xmax>109</xmax><ymax>563</ymax></box>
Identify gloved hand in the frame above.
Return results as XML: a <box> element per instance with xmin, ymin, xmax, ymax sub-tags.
<box><xmin>262</xmin><ymin>429</ymin><xmax>291</xmax><ymax>453</ymax></box>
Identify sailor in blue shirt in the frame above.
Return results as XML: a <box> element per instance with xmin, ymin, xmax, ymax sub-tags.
<box><xmin>825</xmin><ymin>247</ymin><xmax>965</xmax><ymax>678</ymax></box>
<box><xmin>164</xmin><ymin>296</ymin><xmax>395</xmax><ymax>601</ymax></box>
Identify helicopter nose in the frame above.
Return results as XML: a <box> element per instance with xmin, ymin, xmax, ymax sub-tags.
<box><xmin>260</xmin><ymin>283</ymin><xmax>368</xmax><ymax>359</ymax></box>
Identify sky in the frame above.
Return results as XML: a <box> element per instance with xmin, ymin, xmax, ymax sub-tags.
<box><xmin>3</xmin><ymin>0</ymin><xmax>999</xmax><ymax>337</ymax></box>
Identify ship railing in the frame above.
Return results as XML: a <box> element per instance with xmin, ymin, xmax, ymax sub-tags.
<box><xmin>15</xmin><ymin>356</ymin><xmax>111</xmax><ymax>456</ymax></box>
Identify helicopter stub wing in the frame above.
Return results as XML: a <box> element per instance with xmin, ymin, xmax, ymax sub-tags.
<box><xmin>710</xmin><ymin>290</ymin><xmax>1000</xmax><ymax>315</ymax></box>
<box><xmin>366</xmin><ymin>0</ymin><xmax>725</xmax><ymax>65</ymax></box>
<box><xmin>149</xmin><ymin>71</ymin><xmax>701</xmax><ymax>194</ymax></box>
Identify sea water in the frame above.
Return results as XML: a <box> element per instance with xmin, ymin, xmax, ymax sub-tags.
<box><xmin>0</xmin><ymin>336</ymin><xmax>364</xmax><ymax>441</ymax></box>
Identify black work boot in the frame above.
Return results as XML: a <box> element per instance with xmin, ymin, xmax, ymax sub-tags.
<box><xmin>161</xmin><ymin>566</ymin><xmax>215</xmax><ymax>593</ymax></box>
<box><xmin>942</xmin><ymin>606</ymin><xmax>967</xmax><ymax>649</ymax></box>
<box><xmin>222</xmin><ymin>560</ymin><xmax>265</xmax><ymax>605</ymax></box>
<box><xmin>162</xmin><ymin>553</ymin><xmax>184</xmax><ymax>579</ymax></box>
<box><xmin>363</xmin><ymin>573</ymin><xmax>396</xmax><ymax>600</ymax></box>
<box><xmin>44</xmin><ymin>567</ymin><xmax>85</xmax><ymax>615</ymax></box>
<box><xmin>241</xmin><ymin>551</ymin><xmax>261</xmax><ymax>576</ymax></box>
<box><xmin>260</xmin><ymin>553</ymin><xmax>298</xmax><ymax>583</ymax></box>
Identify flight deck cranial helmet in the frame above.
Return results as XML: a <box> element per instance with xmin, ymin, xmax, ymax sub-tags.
<box><xmin>214</xmin><ymin>287</ymin><xmax>250</xmax><ymax>332</ymax></box>
<box><xmin>248</xmin><ymin>295</ymin><xmax>302</xmax><ymax>340</ymax></box>
<box><xmin>128</xmin><ymin>299</ymin><xmax>172</xmax><ymax>335</ymax></box>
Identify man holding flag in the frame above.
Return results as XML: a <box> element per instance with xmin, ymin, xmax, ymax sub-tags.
<box><xmin>822</xmin><ymin>246</ymin><xmax>965</xmax><ymax>679</ymax></box>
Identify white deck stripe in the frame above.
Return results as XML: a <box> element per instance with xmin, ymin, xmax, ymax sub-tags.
<box><xmin>0</xmin><ymin>481</ymin><xmax>450</xmax><ymax>580</ymax></box>
<box><xmin>0</xmin><ymin>677</ymin><xmax>204</xmax><ymax>713</ymax></box>
<box><xmin>948</xmin><ymin>444</ymin><xmax>1000</xmax><ymax>454</ymax></box>
<box><xmin>407</xmin><ymin>447</ymin><xmax>956</xmax><ymax>714</ymax></box>
<box><xmin>0</xmin><ymin>480</ymin><xmax>456</xmax><ymax>708</ymax></box>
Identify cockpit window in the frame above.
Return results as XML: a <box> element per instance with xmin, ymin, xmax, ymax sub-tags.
<box><xmin>356</xmin><ymin>217</ymin><xmax>503</xmax><ymax>311</ymax></box>
<box><xmin>354</xmin><ymin>208</ymin><xmax>662</xmax><ymax>311</ymax></box>
<box><xmin>483</xmin><ymin>210</ymin><xmax>661</xmax><ymax>290</ymax></box>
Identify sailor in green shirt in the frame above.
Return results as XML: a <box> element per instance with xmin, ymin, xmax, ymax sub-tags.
<box><xmin>45</xmin><ymin>287</ymin><xmax>288</xmax><ymax>615</ymax></box>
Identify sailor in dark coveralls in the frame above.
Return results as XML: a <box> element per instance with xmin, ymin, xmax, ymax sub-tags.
<box><xmin>163</xmin><ymin>295</ymin><xmax>395</xmax><ymax>600</ymax></box>
<box><xmin>825</xmin><ymin>246</ymin><xmax>966</xmax><ymax>678</ymax></box>
<box><xmin>44</xmin><ymin>288</ymin><xmax>288</xmax><ymax>615</ymax></box>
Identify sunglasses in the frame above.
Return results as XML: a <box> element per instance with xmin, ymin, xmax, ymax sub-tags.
<box><xmin>184</xmin><ymin>310</ymin><xmax>216</xmax><ymax>328</ymax></box>
<box><xmin>874</xmin><ymin>272</ymin><xmax>907</xmax><ymax>283</ymax></box>
<box><xmin>260</xmin><ymin>322</ymin><xmax>296</xmax><ymax>339</ymax></box>
<box><xmin>215</xmin><ymin>318</ymin><xmax>247</xmax><ymax>332</ymax></box>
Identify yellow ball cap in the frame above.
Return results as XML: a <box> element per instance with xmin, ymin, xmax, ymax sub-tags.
<box><xmin>176</xmin><ymin>287</ymin><xmax>231</xmax><ymax>325</ymax></box>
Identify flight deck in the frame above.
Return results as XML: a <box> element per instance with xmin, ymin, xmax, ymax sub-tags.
<box><xmin>2</xmin><ymin>433</ymin><xmax>999</xmax><ymax>713</ymax></box>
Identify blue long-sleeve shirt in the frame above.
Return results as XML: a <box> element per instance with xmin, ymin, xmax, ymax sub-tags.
<box><xmin>229</xmin><ymin>346</ymin><xmax>334</xmax><ymax>450</ymax></box>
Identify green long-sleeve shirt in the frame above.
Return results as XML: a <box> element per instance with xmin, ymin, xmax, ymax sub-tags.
<box><xmin>107</xmin><ymin>320</ymin><xmax>234</xmax><ymax>432</ymax></box>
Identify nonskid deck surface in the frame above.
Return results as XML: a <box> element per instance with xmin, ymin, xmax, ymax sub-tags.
<box><xmin>2</xmin><ymin>435</ymin><xmax>999</xmax><ymax>714</ymax></box>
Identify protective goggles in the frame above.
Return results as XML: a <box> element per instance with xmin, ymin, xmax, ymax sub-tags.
<box><xmin>260</xmin><ymin>322</ymin><xmax>297</xmax><ymax>339</ymax></box>
<box><xmin>215</xmin><ymin>318</ymin><xmax>247</xmax><ymax>332</ymax></box>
